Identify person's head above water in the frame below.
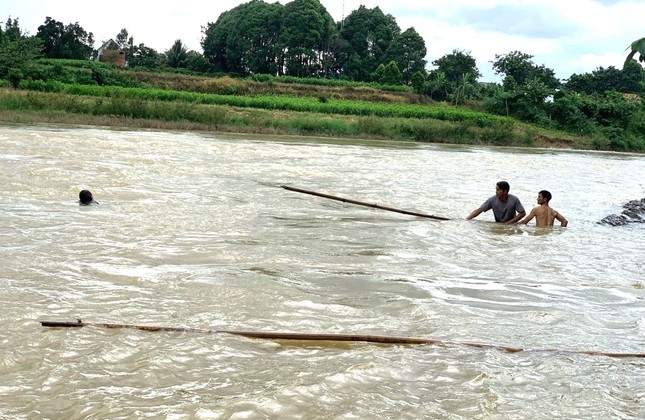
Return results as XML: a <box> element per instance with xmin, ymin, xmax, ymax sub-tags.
<box><xmin>496</xmin><ymin>181</ymin><xmax>510</xmax><ymax>193</ymax></box>
<box><xmin>79</xmin><ymin>189</ymin><xmax>98</xmax><ymax>205</ymax></box>
<box><xmin>538</xmin><ymin>189</ymin><xmax>552</xmax><ymax>203</ymax></box>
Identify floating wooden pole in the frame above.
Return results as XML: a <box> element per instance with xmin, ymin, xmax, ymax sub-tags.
<box><xmin>41</xmin><ymin>321</ymin><xmax>644</xmax><ymax>359</ymax></box>
<box><xmin>281</xmin><ymin>185</ymin><xmax>451</xmax><ymax>221</ymax></box>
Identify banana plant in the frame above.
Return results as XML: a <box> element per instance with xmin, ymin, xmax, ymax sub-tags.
<box><xmin>624</xmin><ymin>37</ymin><xmax>645</xmax><ymax>68</ymax></box>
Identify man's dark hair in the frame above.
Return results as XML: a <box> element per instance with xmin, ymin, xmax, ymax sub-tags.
<box><xmin>496</xmin><ymin>181</ymin><xmax>510</xmax><ymax>192</ymax></box>
<box><xmin>539</xmin><ymin>190</ymin><xmax>552</xmax><ymax>202</ymax></box>
<box><xmin>79</xmin><ymin>189</ymin><xmax>94</xmax><ymax>204</ymax></box>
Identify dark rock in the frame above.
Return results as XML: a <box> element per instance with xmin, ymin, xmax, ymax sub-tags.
<box><xmin>600</xmin><ymin>198</ymin><xmax>645</xmax><ymax>226</ymax></box>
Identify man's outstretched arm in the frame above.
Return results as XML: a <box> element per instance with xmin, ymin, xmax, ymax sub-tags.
<box><xmin>466</xmin><ymin>208</ymin><xmax>482</xmax><ymax>220</ymax></box>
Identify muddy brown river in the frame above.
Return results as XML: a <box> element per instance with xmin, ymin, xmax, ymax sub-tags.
<box><xmin>0</xmin><ymin>125</ymin><xmax>643</xmax><ymax>419</ymax></box>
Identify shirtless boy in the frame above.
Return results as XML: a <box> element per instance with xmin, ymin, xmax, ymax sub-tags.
<box><xmin>519</xmin><ymin>190</ymin><xmax>568</xmax><ymax>227</ymax></box>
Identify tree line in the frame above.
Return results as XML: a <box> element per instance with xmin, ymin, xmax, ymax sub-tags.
<box><xmin>1</xmin><ymin>0</ymin><xmax>644</xmax><ymax>150</ymax></box>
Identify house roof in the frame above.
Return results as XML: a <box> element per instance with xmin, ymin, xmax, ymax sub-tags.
<box><xmin>97</xmin><ymin>39</ymin><xmax>120</xmax><ymax>54</ymax></box>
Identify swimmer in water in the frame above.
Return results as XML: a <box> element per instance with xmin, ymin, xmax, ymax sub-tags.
<box><xmin>79</xmin><ymin>190</ymin><xmax>99</xmax><ymax>205</ymax></box>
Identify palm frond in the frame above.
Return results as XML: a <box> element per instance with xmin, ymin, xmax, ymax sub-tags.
<box><xmin>624</xmin><ymin>37</ymin><xmax>645</xmax><ymax>68</ymax></box>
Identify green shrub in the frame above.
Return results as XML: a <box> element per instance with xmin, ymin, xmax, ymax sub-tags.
<box><xmin>7</xmin><ymin>69</ymin><xmax>23</xmax><ymax>88</ymax></box>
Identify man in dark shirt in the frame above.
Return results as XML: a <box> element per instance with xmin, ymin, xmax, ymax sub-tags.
<box><xmin>466</xmin><ymin>181</ymin><xmax>525</xmax><ymax>223</ymax></box>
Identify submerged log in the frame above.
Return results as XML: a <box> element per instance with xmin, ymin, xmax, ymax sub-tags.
<box><xmin>41</xmin><ymin>320</ymin><xmax>644</xmax><ymax>359</ymax></box>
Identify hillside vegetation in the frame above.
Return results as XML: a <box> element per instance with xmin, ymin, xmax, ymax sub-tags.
<box><xmin>1</xmin><ymin>9</ymin><xmax>644</xmax><ymax>151</ymax></box>
<box><xmin>0</xmin><ymin>59</ymin><xmax>592</xmax><ymax>149</ymax></box>
<box><xmin>2</xmin><ymin>5</ymin><xmax>645</xmax><ymax>152</ymax></box>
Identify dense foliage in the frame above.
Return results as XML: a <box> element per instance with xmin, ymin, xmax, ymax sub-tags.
<box><xmin>0</xmin><ymin>4</ymin><xmax>644</xmax><ymax>151</ymax></box>
<box><xmin>36</xmin><ymin>17</ymin><xmax>94</xmax><ymax>60</ymax></box>
<box><xmin>0</xmin><ymin>18</ymin><xmax>43</xmax><ymax>87</ymax></box>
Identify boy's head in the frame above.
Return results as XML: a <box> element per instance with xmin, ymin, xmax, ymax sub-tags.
<box><xmin>538</xmin><ymin>190</ymin><xmax>552</xmax><ymax>203</ymax></box>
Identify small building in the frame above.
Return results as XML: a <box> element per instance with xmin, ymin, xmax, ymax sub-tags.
<box><xmin>96</xmin><ymin>39</ymin><xmax>126</xmax><ymax>67</ymax></box>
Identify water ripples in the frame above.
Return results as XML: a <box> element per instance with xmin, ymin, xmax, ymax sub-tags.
<box><xmin>0</xmin><ymin>126</ymin><xmax>643</xmax><ymax>418</ymax></box>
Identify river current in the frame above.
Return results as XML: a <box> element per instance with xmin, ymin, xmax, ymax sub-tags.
<box><xmin>0</xmin><ymin>125</ymin><xmax>643</xmax><ymax>419</ymax></box>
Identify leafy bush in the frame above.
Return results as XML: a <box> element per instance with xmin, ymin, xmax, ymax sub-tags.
<box><xmin>7</xmin><ymin>68</ymin><xmax>23</xmax><ymax>88</ymax></box>
<box><xmin>550</xmin><ymin>93</ymin><xmax>597</xmax><ymax>134</ymax></box>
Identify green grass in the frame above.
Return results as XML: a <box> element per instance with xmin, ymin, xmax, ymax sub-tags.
<box><xmin>20</xmin><ymin>80</ymin><xmax>514</xmax><ymax>128</ymax></box>
<box><xmin>0</xmin><ymin>88</ymin><xmax>526</xmax><ymax>146</ymax></box>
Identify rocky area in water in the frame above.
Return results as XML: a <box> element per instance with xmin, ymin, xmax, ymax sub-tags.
<box><xmin>599</xmin><ymin>198</ymin><xmax>645</xmax><ymax>226</ymax></box>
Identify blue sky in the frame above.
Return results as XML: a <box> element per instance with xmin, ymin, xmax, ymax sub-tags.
<box><xmin>2</xmin><ymin>0</ymin><xmax>643</xmax><ymax>82</ymax></box>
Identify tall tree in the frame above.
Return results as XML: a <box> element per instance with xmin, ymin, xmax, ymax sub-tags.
<box><xmin>430</xmin><ymin>50</ymin><xmax>481</xmax><ymax>103</ymax></box>
<box><xmin>322</xmin><ymin>30</ymin><xmax>347</xmax><ymax>78</ymax></box>
<box><xmin>0</xmin><ymin>17</ymin><xmax>42</xmax><ymax>84</ymax></box>
<box><xmin>185</xmin><ymin>50</ymin><xmax>210</xmax><ymax>73</ymax></box>
<box><xmin>166</xmin><ymin>39</ymin><xmax>188</xmax><ymax>68</ymax></box>
<box><xmin>224</xmin><ymin>0</ymin><xmax>282</xmax><ymax>75</ymax></box>
<box><xmin>36</xmin><ymin>17</ymin><xmax>63</xmax><ymax>57</ymax></box>
<box><xmin>3</xmin><ymin>17</ymin><xmax>22</xmax><ymax>41</ymax></box>
<box><xmin>382</xmin><ymin>60</ymin><xmax>402</xmax><ymax>85</ymax></box>
<box><xmin>424</xmin><ymin>70</ymin><xmax>450</xmax><ymax>101</ymax></box>
<box><xmin>36</xmin><ymin>17</ymin><xmax>94</xmax><ymax>59</ymax></box>
<box><xmin>339</xmin><ymin>6</ymin><xmax>400</xmax><ymax>81</ymax></box>
<box><xmin>202</xmin><ymin>8</ymin><xmax>238</xmax><ymax>73</ymax></box>
<box><xmin>492</xmin><ymin>50</ymin><xmax>559</xmax><ymax>88</ymax></box>
<box><xmin>279</xmin><ymin>0</ymin><xmax>336</xmax><ymax>77</ymax></box>
<box><xmin>114</xmin><ymin>28</ymin><xmax>133</xmax><ymax>58</ymax></box>
<box><xmin>115</xmin><ymin>28</ymin><xmax>129</xmax><ymax>50</ymax></box>
<box><xmin>383</xmin><ymin>28</ymin><xmax>426</xmax><ymax>84</ymax></box>
<box><xmin>432</xmin><ymin>49</ymin><xmax>481</xmax><ymax>85</ymax></box>
<box><xmin>565</xmin><ymin>64</ymin><xmax>644</xmax><ymax>95</ymax></box>
<box><xmin>128</xmin><ymin>43</ymin><xmax>162</xmax><ymax>69</ymax></box>
<box><xmin>489</xmin><ymin>51</ymin><xmax>559</xmax><ymax>123</ymax></box>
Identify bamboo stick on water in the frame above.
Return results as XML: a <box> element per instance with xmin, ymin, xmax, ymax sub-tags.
<box><xmin>41</xmin><ymin>321</ymin><xmax>644</xmax><ymax>359</ymax></box>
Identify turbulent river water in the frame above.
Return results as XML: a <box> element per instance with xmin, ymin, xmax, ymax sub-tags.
<box><xmin>0</xmin><ymin>125</ymin><xmax>643</xmax><ymax>419</ymax></box>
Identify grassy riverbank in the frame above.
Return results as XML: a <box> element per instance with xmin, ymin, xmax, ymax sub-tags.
<box><xmin>0</xmin><ymin>87</ymin><xmax>587</xmax><ymax>149</ymax></box>
<box><xmin>0</xmin><ymin>59</ymin><xmax>597</xmax><ymax>149</ymax></box>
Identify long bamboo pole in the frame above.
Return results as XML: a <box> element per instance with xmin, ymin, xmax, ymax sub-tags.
<box><xmin>41</xmin><ymin>321</ymin><xmax>644</xmax><ymax>359</ymax></box>
<box><xmin>281</xmin><ymin>185</ymin><xmax>451</xmax><ymax>221</ymax></box>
